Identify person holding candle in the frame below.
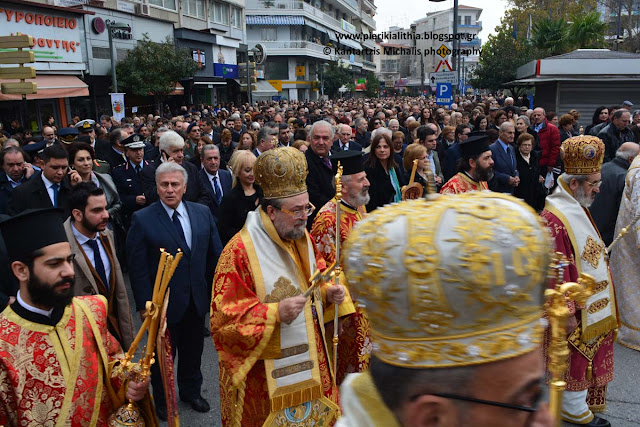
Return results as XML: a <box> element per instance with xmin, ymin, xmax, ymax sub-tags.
<box><xmin>0</xmin><ymin>208</ymin><xmax>150</xmax><ymax>425</ymax></box>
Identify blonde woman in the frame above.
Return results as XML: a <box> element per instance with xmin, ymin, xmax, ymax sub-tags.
<box><xmin>217</xmin><ymin>150</ymin><xmax>263</xmax><ymax>244</ymax></box>
<box><xmin>402</xmin><ymin>143</ymin><xmax>429</xmax><ymax>194</ymax></box>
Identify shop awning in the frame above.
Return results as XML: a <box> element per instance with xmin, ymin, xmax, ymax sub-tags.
<box><xmin>233</xmin><ymin>79</ymin><xmax>278</xmax><ymax>96</ymax></box>
<box><xmin>0</xmin><ymin>75</ymin><xmax>88</xmax><ymax>101</ymax></box>
<box><xmin>253</xmin><ymin>80</ymin><xmax>278</xmax><ymax>95</ymax></box>
<box><xmin>246</xmin><ymin>16</ymin><xmax>305</xmax><ymax>25</ymax></box>
<box><xmin>169</xmin><ymin>82</ymin><xmax>184</xmax><ymax>95</ymax></box>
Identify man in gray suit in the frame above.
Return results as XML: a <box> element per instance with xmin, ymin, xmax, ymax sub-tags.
<box><xmin>64</xmin><ymin>182</ymin><xmax>134</xmax><ymax>349</ymax></box>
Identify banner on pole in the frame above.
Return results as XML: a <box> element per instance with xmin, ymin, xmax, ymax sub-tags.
<box><xmin>110</xmin><ymin>93</ymin><xmax>125</xmax><ymax>121</ymax></box>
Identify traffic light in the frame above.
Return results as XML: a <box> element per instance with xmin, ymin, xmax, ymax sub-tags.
<box><xmin>0</xmin><ymin>33</ymin><xmax>37</xmax><ymax>95</ymax></box>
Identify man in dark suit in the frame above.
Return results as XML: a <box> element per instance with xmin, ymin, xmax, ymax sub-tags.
<box><xmin>7</xmin><ymin>144</ymin><xmax>74</xmax><ymax>217</ymax></box>
<box><xmin>127</xmin><ymin>162</ymin><xmax>223</xmax><ymax>420</ymax></box>
<box><xmin>332</xmin><ymin>124</ymin><xmax>363</xmax><ymax>154</ymax></box>
<box><xmin>104</xmin><ymin>128</ymin><xmax>128</xmax><ymax>169</ymax></box>
<box><xmin>111</xmin><ymin>136</ymin><xmax>148</xmax><ymax>228</ymax></box>
<box><xmin>489</xmin><ymin>122</ymin><xmax>520</xmax><ymax>194</ymax></box>
<box><xmin>305</xmin><ymin>120</ymin><xmax>335</xmax><ymax>227</ymax></box>
<box><xmin>590</xmin><ymin>142</ymin><xmax>640</xmax><ymax>245</ymax></box>
<box><xmin>354</xmin><ymin>117</ymin><xmax>371</xmax><ymax>148</ymax></box>
<box><xmin>252</xmin><ymin>125</ymin><xmax>278</xmax><ymax>157</ymax></box>
<box><xmin>0</xmin><ymin>147</ymin><xmax>35</xmax><ymax>214</ymax></box>
<box><xmin>198</xmin><ymin>145</ymin><xmax>232</xmax><ymax>223</ymax></box>
<box><xmin>141</xmin><ymin>131</ymin><xmax>212</xmax><ymax>207</ymax></box>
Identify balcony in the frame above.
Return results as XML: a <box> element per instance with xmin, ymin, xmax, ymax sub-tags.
<box><xmin>247</xmin><ymin>0</ymin><xmax>343</xmax><ymax>33</ymax></box>
<box><xmin>360</xmin><ymin>11</ymin><xmax>376</xmax><ymax>29</ymax></box>
<box><xmin>247</xmin><ymin>40</ymin><xmax>332</xmax><ymax>60</ymax></box>
<box><xmin>459</xmin><ymin>21</ymin><xmax>482</xmax><ymax>30</ymax></box>
<box><xmin>362</xmin><ymin>58</ymin><xmax>377</xmax><ymax>70</ymax></box>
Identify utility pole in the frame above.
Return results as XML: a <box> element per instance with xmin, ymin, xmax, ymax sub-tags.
<box><xmin>452</xmin><ymin>0</ymin><xmax>459</xmax><ymax>95</ymax></box>
<box><xmin>617</xmin><ymin>0</ymin><xmax>623</xmax><ymax>51</ymax></box>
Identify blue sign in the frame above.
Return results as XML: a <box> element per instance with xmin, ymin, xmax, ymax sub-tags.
<box><xmin>214</xmin><ymin>63</ymin><xmax>239</xmax><ymax>78</ymax></box>
<box><xmin>272</xmin><ymin>96</ymin><xmax>281</xmax><ymax>101</ymax></box>
<box><xmin>436</xmin><ymin>83</ymin><xmax>452</xmax><ymax>107</ymax></box>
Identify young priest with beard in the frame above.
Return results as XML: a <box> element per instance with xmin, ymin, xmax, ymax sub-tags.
<box><xmin>0</xmin><ymin>209</ymin><xmax>150</xmax><ymax>426</ymax></box>
<box><xmin>440</xmin><ymin>134</ymin><xmax>494</xmax><ymax>194</ymax></box>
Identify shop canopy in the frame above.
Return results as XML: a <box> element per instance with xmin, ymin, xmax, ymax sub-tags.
<box><xmin>0</xmin><ymin>75</ymin><xmax>89</xmax><ymax>101</ymax></box>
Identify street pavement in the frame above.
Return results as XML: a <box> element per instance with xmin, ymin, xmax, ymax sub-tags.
<box><xmin>124</xmin><ymin>277</ymin><xmax>640</xmax><ymax>426</ymax></box>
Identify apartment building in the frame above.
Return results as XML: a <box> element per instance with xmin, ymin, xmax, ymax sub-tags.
<box><xmin>245</xmin><ymin>0</ymin><xmax>377</xmax><ymax>100</ymax></box>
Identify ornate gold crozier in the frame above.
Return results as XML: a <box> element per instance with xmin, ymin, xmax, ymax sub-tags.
<box><xmin>401</xmin><ymin>159</ymin><xmax>423</xmax><ymax>200</ymax></box>
<box><xmin>331</xmin><ymin>163</ymin><xmax>343</xmax><ymax>386</ymax></box>
<box><xmin>108</xmin><ymin>249</ymin><xmax>183</xmax><ymax>427</ymax></box>
<box><xmin>544</xmin><ymin>253</ymin><xmax>595</xmax><ymax>427</ymax></box>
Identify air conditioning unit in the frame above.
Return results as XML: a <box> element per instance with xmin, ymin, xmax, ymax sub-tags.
<box><xmin>136</xmin><ymin>3</ymin><xmax>150</xmax><ymax>16</ymax></box>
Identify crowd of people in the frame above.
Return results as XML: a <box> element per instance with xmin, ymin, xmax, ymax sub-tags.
<box><xmin>0</xmin><ymin>93</ymin><xmax>639</xmax><ymax>426</ymax></box>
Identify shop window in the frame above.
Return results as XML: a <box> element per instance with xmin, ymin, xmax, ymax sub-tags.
<box><xmin>150</xmin><ymin>0</ymin><xmax>177</xmax><ymax>11</ymax></box>
<box><xmin>211</xmin><ymin>1</ymin><xmax>230</xmax><ymax>25</ymax></box>
<box><xmin>186</xmin><ymin>0</ymin><xmax>206</xmax><ymax>19</ymax></box>
<box><xmin>231</xmin><ymin>7</ymin><xmax>242</xmax><ymax>28</ymax></box>
<box><xmin>261</xmin><ymin>27</ymin><xmax>277</xmax><ymax>41</ymax></box>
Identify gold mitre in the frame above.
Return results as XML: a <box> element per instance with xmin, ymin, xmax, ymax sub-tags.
<box><xmin>254</xmin><ymin>147</ymin><xmax>308</xmax><ymax>199</ymax></box>
<box><xmin>560</xmin><ymin>136</ymin><xmax>605</xmax><ymax>175</ymax></box>
<box><xmin>343</xmin><ymin>193</ymin><xmax>552</xmax><ymax>368</ymax></box>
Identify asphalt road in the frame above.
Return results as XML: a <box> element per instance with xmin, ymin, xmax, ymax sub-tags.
<box><xmin>123</xmin><ymin>276</ymin><xmax>640</xmax><ymax>426</ymax></box>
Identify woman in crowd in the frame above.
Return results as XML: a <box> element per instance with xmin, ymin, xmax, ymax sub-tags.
<box><xmin>392</xmin><ymin>130</ymin><xmax>406</xmax><ymax>165</ymax></box>
<box><xmin>218</xmin><ymin>128</ymin><xmax>235</xmax><ymax>166</ymax></box>
<box><xmin>420</xmin><ymin>107</ymin><xmax>435</xmax><ymax>126</ymax></box>
<box><xmin>558</xmin><ymin>114</ymin><xmax>576</xmax><ymax>142</ymax></box>
<box><xmin>450</xmin><ymin>111</ymin><xmax>463</xmax><ymax>127</ymax></box>
<box><xmin>514</xmin><ymin>115</ymin><xmax>539</xmax><ymax>149</ymax></box>
<box><xmin>68</xmin><ymin>141</ymin><xmax>123</xmax><ymax>228</ymax></box>
<box><xmin>513</xmin><ymin>133</ymin><xmax>545</xmax><ymax>211</ymax></box>
<box><xmin>545</xmin><ymin>111</ymin><xmax>559</xmax><ymax>127</ymax></box>
<box><xmin>407</xmin><ymin>121</ymin><xmax>420</xmax><ymax>144</ymax></box>
<box><xmin>217</xmin><ymin>150</ymin><xmax>263</xmax><ymax>245</ymax></box>
<box><xmin>441</xmin><ymin>126</ymin><xmax>456</xmax><ymax>147</ymax></box>
<box><xmin>364</xmin><ymin>132</ymin><xmax>406</xmax><ymax>212</ymax></box>
<box><xmin>238</xmin><ymin>130</ymin><xmax>256</xmax><ymax>151</ymax></box>
<box><xmin>474</xmin><ymin>114</ymin><xmax>488</xmax><ymax>132</ymax></box>
<box><xmin>402</xmin><ymin>143</ymin><xmax>429</xmax><ymax>194</ymax></box>
<box><xmin>491</xmin><ymin>110</ymin><xmax>508</xmax><ymax>130</ymax></box>
<box><xmin>585</xmin><ymin>106</ymin><xmax>609</xmax><ymax>135</ymax></box>
<box><xmin>189</xmin><ymin>135</ymin><xmax>213</xmax><ymax>168</ymax></box>
<box><xmin>368</xmin><ymin>116</ymin><xmax>383</xmax><ymax>132</ymax></box>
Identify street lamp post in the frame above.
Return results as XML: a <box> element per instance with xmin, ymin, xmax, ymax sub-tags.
<box><xmin>320</xmin><ymin>62</ymin><xmax>328</xmax><ymax>99</ymax></box>
<box><xmin>107</xmin><ymin>22</ymin><xmax>129</xmax><ymax>93</ymax></box>
<box><xmin>246</xmin><ymin>46</ymin><xmax>259</xmax><ymax>106</ymax></box>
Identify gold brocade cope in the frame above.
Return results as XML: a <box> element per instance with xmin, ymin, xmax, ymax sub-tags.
<box><xmin>545</xmin><ymin>179</ymin><xmax>617</xmax><ymax>342</ymax></box>
<box><xmin>343</xmin><ymin>193</ymin><xmax>552</xmax><ymax>368</ymax></box>
<box><xmin>254</xmin><ymin>147</ymin><xmax>309</xmax><ymax>199</ymax></box>
<box><xmin>240</xmin><ymin>209</ymin><xmax>339</xmax><ymax>426</ymax></box>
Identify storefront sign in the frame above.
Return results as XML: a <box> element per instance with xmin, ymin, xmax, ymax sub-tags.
<box><xmin>341</xmin><ymin>19</ymin><xmax>356</xmax><ymax>34</ymax></box>
<box><xmin>105</xmin><ymin>19</ymin><xmax>132</xmax><ymax>40</ymax></box>
<box><xmin>214</xmin><ymin>63</ymin><xmax>238</xmax><ymax>78</ymax></box>
<box><xmin>0</xmin><ymin>6</ymin><xmax>83</xmax><ymax>63</ymax></box>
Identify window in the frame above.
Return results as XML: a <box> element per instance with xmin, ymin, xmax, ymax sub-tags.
<box><xmin>185</xmin><ymin>0</ymin><xmax>205</xmax><ymax>18</ymax></box>
<box><xmin>231</xmin><ymin>7</ymin><xmax>242</xmax><ymax>28</ymax></box>
<box><xmin>457</xmin><ymin>16</ymin><xmax>461</xmax><ymax>25</ymax></box>
<box><xmin>211</xmin><ymin>1</ymin><xmax>229</xmax><ymax>25</ymax></box>
<box><xmin>464</xmin><ymin>16</ymin><xmax>471</xmax><ymax>25</ymax></box>
<box><xmin>150</xmin><ymin>0</ymin><xmax>176</xmax><ymax>11</ymax></box>
<box><xmin>261</xmin><ymin>27</ymin><xmax>277</xmax><ymax>41</ymax></box>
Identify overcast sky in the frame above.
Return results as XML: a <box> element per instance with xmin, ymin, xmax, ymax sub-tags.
<box><xmin>374</xmin><ymin>0</ymin><xmax>510</xmax><ymax>43</ymax></box>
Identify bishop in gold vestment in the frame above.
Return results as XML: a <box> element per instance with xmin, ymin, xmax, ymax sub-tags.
<box><xmin>211</xmin><ymin>147</ymin><xmax>353</xmax><ymax>427</ymax></box>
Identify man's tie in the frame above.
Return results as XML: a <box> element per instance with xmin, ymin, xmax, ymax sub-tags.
<box><xmin>135</xmin><ymin>164</ymin><xmax>141</xmax><ymax>175</ymax></box>
<box><xmin>323</xmin><ymin>156</ymin><xmax>332</xmax><ymax>169</ymax></box>
<box><xmin>86</xmin><ymin>238</ymin><xmax>109</xmax><ymax>290</ymax></box>
<box><xmin>172</xmin><ymin>211</ymin><xmax>187</xmax><ymax>247</ymax></box>
<box><xmin>52</xmin><ymin>183</ymin><xmax>59</xmax><ymax>207</ymax></box>
<box><xmin>212</xmin><ymin>176</ymin><xmax>222</xmax><ymax>204</ymax></box>
<box><xmin>342</xmin><ymin>144</ymin><xmax>348</xmax><ymax>151</ymax></box>
<box><xmin>508</xmin><ymin>145</ymin><xmax>516</xmax><ymax>169</ymax></box>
